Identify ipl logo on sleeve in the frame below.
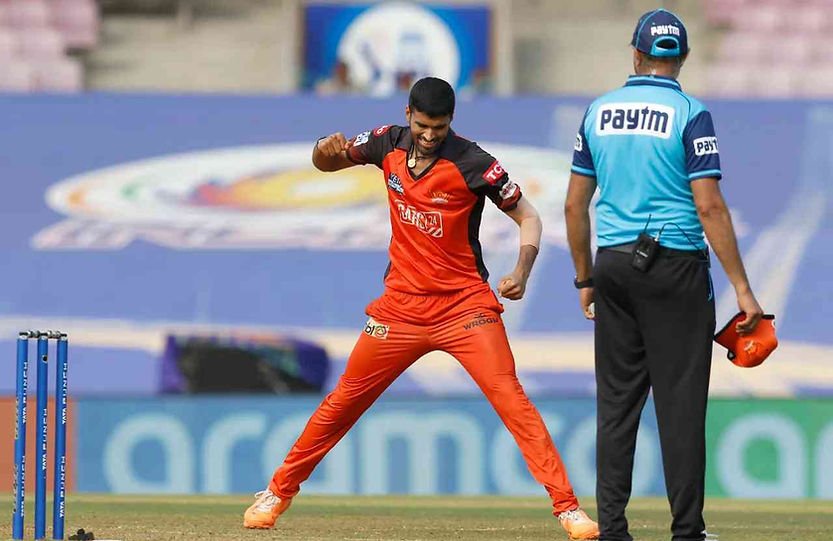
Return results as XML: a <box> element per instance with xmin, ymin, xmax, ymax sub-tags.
<box><xmin>353</xmin><ymin>131</ymin><xmax>371</xmax><ymax>146</ymax></box>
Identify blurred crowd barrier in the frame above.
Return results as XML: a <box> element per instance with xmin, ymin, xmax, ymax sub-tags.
<box><xmin>161</xmin><ymin>333</ymin><xmax>329</xmax><ymax>394</ymax></box>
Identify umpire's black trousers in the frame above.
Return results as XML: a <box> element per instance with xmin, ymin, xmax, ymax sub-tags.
<box><xmin>593</xmin><ymin>246</ymin><xmax>715</xmax><ymax>541</ymax></box>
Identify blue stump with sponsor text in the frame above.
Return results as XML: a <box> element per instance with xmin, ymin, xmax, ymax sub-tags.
<box><xmin>12</xmin><ymin>331</ymin><xmax>69</xmax><ymax>541</ymax></box>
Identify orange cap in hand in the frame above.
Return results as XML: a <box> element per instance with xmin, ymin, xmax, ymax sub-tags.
<box><xmin>714</xmin><ymin>312</ymin><xmax>778</xmax><ymax>368</ymax></box>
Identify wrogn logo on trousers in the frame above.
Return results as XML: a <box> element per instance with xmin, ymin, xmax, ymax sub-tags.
<box><xmin>463</xmin><ymin>312</ymin><xmax>499</xmax><ymax>330</ymax></box>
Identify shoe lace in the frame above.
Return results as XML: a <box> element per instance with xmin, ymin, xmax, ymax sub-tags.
<box><xmin>558</xmin><ymin>509</ymin><xmax>586</xmax><ymax>522</ymax></box>
<box><xmin>253</xmin><ymin>490</ymin><xmax>279</xmax><ymax>512</ymax></box>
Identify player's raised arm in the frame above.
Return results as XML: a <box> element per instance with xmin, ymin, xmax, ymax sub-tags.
<box><xmin>312</xmin><ymin>132</ymin><xmax>355</xmax><ymax>172</ymax></box>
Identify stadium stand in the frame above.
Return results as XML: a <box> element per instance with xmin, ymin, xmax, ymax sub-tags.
<box><xmin>706</xmin><ymin>0</ymin><xmax>833</xmax><ymax>97</ymax></box>
<box><xmin>86</xmin><ymin>0</ymin><xmax>297</xmax><ymax>93</ymax></box>
<box><xmin>81</xmin><ymin>0</ymin><xmax>712</xmax><ymax>96</ymax></box>
<box><xmin>0</xmin><ymin>0</ymin><xmax>99</xmax><ymax>92</ymax></box>
<box><xmin>5</xmin><ymin>0</ymin><xmax>833</xmax><ymax>98</ymax></box>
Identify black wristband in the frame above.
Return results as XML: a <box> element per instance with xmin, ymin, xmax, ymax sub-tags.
<box><xmin>573</xmin><ymin>277</ymin><xmax>594</xmax><ymax>289</ymax></box>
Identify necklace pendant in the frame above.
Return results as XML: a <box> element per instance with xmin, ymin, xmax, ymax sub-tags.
<box><xmin>407</xmin><ymin>157</ymin><xmax>416</xmax><ymax>168</ymax></box>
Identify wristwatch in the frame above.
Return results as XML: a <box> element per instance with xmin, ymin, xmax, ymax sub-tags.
<box><xmin>573</xmin><ymin>276</ymin><xmax>594</xmax><ymax>289</ymax></box>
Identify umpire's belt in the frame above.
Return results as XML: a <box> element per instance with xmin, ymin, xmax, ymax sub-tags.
<box><xmin>601</xmin><ymin>242</ymin><xmax>708</xmax><ymax>259</ymax></box>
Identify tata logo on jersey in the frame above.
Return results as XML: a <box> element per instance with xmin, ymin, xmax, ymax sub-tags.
<box><xmin>395</xmin><ymin>200</ymin><xmax>443</xmax><ymax>237</ymax></box>
<box><xmin>596</xmin><ymin>103</ymin><xmax>675</xmax><ymax>139</ymax></box>
<box><xmin>693</xmin><ymin>136</ymin><xmax>719</xmax><ymax>156</ymax></box>
<box><xmin>482</xmin><ymin>160</ymin><xmax>505</xmax><ymax>185</ymax></box>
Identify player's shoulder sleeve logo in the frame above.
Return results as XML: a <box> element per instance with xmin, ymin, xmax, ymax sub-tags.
<box><xmin>693</xmin><ymin>136</ymin><xmax>718</xmax><ymax>156</ymax></box>
<box><xmin>354</xmin><ymin>125</ymin><xmax>392</xmax><ymax>147</ymax></box>
<box><xmin>574</xmin><ymin>133</ymin><xmax>583</xmax><ymax>152</ymax></box>
<box><xmin>499</xmin><ymin>179</ymin><xmax>519</xmax><ymax>201</ymax></box>
<box><xmin>353</xmin><ymin>131</ymin><xmax>371</xmax><ymax>146</ymax></box>
<box><xmin>482</xmin><ymin>159</ymin><xmax>506</xmax><ymax>186</ymax></box>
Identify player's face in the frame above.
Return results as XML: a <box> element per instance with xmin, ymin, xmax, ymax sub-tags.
<box><xmin>406</xmin><ymin>107</ymin><xmax>451</xmax><ymax>156</ymax></box>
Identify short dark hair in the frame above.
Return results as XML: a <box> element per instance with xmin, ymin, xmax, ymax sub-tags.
<box><xmin>408</xmin><ymin>77</ymin><xmax>455</xmax><ymax>118</ymax></box>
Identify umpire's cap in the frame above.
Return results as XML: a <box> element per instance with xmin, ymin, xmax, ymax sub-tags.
<box><xmin>631</xmin><ymin>8</ymin><xmax>689</xmax><ymax>58</ymax></box>
<box><xmin>714</xmin><ymin>313</ymin><xmax>778</xmax><ymax>368</ymax></box>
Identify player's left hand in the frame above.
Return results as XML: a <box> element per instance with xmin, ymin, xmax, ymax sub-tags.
<box><xmin>497</xmin><ymin>271</ymin><xmax>527</xmax><ymax>300</ymax></box>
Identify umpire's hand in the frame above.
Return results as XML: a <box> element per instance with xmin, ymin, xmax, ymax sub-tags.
<box><xmin>579</xmin><ymin>288</ymin><xmax>594</xmax><ymax>320</ymax></box>
<box><xmin>736</xmin><ymin>288</ymin><xmax>763</xmax><ymax>334</ymax></box>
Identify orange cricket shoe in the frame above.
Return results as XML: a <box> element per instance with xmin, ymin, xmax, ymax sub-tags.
<box><xmin>243</xmin><ymin>489</ymin><xmax>293</xmax><ymax>529</ymax></box>
<box><xmin>557</xmin><ymin>508</ymin><xmax>600</xmax><ymax>540</ymax></box>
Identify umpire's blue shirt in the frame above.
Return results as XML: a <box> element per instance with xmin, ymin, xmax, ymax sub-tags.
<box><xmin>572</xmin><ymin>75</ymin><xmax>721</xmax><ymax>250</ymax></box>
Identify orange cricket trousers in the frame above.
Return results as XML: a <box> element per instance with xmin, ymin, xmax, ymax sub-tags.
<box><xmin>269</xmin><ymin>283</ymin><xmax>579</xmax><ymax>515</ymax></box>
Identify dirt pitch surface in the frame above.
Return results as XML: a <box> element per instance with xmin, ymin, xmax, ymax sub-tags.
<box><xmin>2</xmin><ymin>494</ymin><xmax>832</xmax><ymax>540</ymax></box>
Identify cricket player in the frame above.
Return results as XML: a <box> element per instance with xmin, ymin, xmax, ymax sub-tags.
<box><xmin>244</xmin><ymin>77</ymin><xmax>599</xmax><ymax>540</ymax></box>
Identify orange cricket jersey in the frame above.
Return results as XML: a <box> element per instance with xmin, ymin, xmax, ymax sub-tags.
<box><xmin>346</xmin><ymin>125</ymin><xmax>522</xmax><ymax>294</ymax></box>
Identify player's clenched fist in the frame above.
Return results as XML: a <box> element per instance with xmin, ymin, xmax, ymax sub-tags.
<box><xmin>316</xmin><ymin>132</ymin><xmax>352</xmax><ymax>156</ymax></box>
<box><xmin>312</xmin><ymin>132</ymin><xmax>357</xmax><ymax>172</ymax></box>
<box><xmin>497</xmin><ymin>271</ymin><xmax>527</xmax><ymax>301</ymax></box>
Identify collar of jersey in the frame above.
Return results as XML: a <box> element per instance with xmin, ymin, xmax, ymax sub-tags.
<box><xmin>624</xmin><ymin>75</ymin><xmax>681</xmax><ymax>90</ymax></box>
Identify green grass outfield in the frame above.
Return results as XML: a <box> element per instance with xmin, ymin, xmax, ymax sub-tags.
<box><xmin>2</xmin><ymin>494</ymin><xmax>832</xmax><ymax>540</ymax></box>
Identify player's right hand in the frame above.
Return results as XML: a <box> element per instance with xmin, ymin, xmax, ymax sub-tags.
<box><xmin>316</xmin><ymin>133</ymin><xmax>351</xmax><ymax>157</ymax></box>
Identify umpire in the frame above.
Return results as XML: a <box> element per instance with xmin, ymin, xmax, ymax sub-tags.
<box><xmin>564</xmin><ymin>9</ymin><xmax>763</xmax><ymax>541</ymax></box>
